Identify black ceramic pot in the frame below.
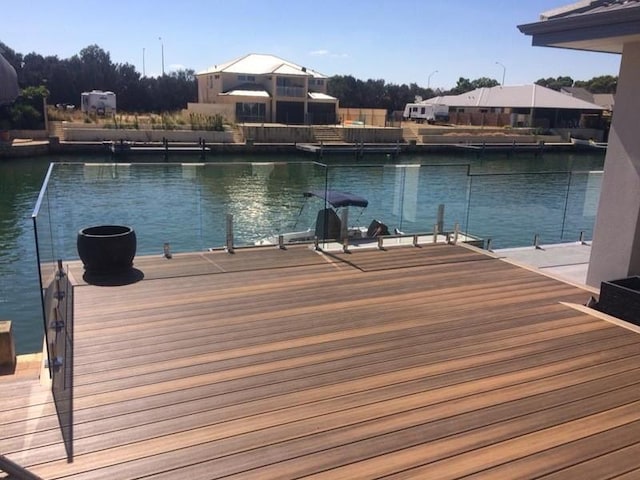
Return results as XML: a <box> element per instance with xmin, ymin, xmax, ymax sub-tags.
<box><xmin>77</xmin><ymin>225</ymin><xmax>136</xmax><ymax>274</ymax></box>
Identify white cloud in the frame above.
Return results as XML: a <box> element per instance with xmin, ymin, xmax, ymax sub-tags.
<box><xmin>309</xmin><ymin>49</ymin><xmax>348</xmax><ymax>58</ymax></box>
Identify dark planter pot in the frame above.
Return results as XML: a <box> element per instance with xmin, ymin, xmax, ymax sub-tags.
<box><xmin>77</xmin><ymin>225</ymin><xmax>136</xmax><ymax>274</ymax></box>
<box><xmin>598</xmin><ymin>276</ymin><xmax>640</xmax><ymax>324</ymax></box>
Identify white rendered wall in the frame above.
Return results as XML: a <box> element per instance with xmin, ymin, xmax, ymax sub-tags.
<box><xmin>587</xmin><ymin>41</ymin><xmax>640</xmax><ymax>286</ymax></box>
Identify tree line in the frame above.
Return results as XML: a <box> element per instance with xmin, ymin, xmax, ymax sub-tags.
<box><xmin>1</xmin><ymin>41</ymin><xmax>617</xmax><ymax>118</ymax></box>
<box><xmin>0</xmin><ymin>42</ymin><xmax>197</xmax><ymax>112</ymax></box>
<box><xmin>534</xmin><ymin>75</ymin><xmax>617</xmax><ymax>93</ymax></box>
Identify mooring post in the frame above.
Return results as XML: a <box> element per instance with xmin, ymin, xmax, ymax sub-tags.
<box><xmin>225</xmin><ymin>214</ymin><xmax>234</xmax><ymax>254</ymax></box>
<box><xmin>340</xmin><ymin>208</ymin><xmax>349</xmax><ymax>243</ymax></box>
<box><xmin>0</xmin><ymin>321</ymin><xmax>16</xmax><ymax>372</ymax></box>
<box><xmin>413</xmin><ymin>234</ymin><xmax>419</xmax><ymax>247</ymax></box>
<box><xmin>437</xmin><ymin>204</ymin><xmax>445</xmax><ymax>235</ymax></box>
<box><xmin>534</xmin><ymin>233</ymin><xmax>542</xmax><ymax>249</ymax></box>
<box><xmin>278</xmin><ymin>234</ymin><xmax>286</xmax><ymax>250</ymax></box>
<box><xmin>57</xmin><ymin>259</ymin><xmax>65</xmax><ymax>278</ymax></box>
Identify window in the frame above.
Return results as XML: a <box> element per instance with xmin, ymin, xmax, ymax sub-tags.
<box><xmin>276</xmin><ymin>77</ymin><xmax>305</xmax><ymax>97</ymax></box>
<box><xmin>236</xmin><ymin>102</ymin><xmax>266</xmax><ymax>122</ymax></box>
<box><xmin>238</xmin><ymin>75</ymin><xmax>256</xmax><ymax>82</ymax></box>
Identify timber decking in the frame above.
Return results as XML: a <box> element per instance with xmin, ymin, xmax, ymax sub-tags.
<box><xmin>2</xmin><ymin>243</ymin><xmax>639</xmax><ymax>479</ymax></box>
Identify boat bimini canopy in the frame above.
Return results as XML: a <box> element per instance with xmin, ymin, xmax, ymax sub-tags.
<box><xmin>303</xmin><ymin>190</ymin><xmax>368</xmax><ymax>208</ymax></box>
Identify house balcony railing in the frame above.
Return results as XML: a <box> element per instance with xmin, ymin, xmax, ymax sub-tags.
<box><xmin>276</xmin><ymin>86</ymin><xmax>306</xmax><ymax>98</ymax></box>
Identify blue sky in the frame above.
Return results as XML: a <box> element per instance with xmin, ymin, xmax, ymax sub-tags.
<box><xmin>1</xmin><ymin>0</ymin><xmax>622</xmax><ymax>89</ymax></box>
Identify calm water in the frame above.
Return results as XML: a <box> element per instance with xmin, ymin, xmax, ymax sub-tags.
<box><xmin>2</xmin><ymin>151</ymin><xmax>605</xmax><ymax>353</ymax></box>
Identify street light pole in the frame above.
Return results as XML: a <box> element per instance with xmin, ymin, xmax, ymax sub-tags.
<box><xmin>496</xmin><ymin>61</ymin><xmax>506</xmax><ymax>86</ymax></box>
<box><xmin>159</xmin><ymin>37</ymin><xmax>165</xmax><ymax>76</ymax></box>
<box><xmin>427</xmin><ymin>70</ymin><xmax>438</xmax><ymax>90</ymax></box>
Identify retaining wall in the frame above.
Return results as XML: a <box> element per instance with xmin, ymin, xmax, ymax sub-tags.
<box><xmin>63</xmin><ymin>127</ymin><xmax>233</xmax><ymax>143</ymax></box>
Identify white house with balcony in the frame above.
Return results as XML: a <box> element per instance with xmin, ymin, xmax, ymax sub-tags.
<box><xmin>193</xmin><ymin>53</ymin><xmax>338</xmax><ymax>125</ymax></box>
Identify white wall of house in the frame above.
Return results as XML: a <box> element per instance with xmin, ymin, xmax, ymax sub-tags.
<box><xmin>587</xmin><ymin>41</ymin><xmax>640</xmax><ymax>286</ymax></box>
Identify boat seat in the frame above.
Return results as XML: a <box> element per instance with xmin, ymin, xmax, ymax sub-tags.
<box><xmin>315</xmin><ymin>208</ymin><xmax>341</xmax><ymax>240</ymax></box>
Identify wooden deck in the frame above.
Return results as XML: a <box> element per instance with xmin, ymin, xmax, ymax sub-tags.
<box><xmin>2</xmin><ymin>243</ymin><xmax>640</xmax><ymax>479</ymax></box>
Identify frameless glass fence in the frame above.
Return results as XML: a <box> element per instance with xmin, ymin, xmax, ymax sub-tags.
<box><xmin>33</xmin><ymin>162</ymin><xmax>604</xmax><ymax>262</ymax></box>
<box><xmin>46</xmin><ymin>162</ymin><xmax>204</xmax><ymax>257</ymax></box>
<box><xmin>32</xmin><ymin>164</ymin><xmax>74</xmax><ymax>460</ymax></box>
<box><xmin>34</xmin><ymin>162</ymin><xmax>604</xmax><ymax>262</ymax></box>
<box><xmin>32</xmin><ymin>163</ymin><xmax>56</xmax><ymax>371</ymax></box>
<box><xmin>465</xmin><ymin>170</ymin><xmax>602</xmax><ymax>249</ymax></box>
<box><xmin>314</xmin><ymin>162</ymin><xmax>472</xmax><ymax>240</ymax></box>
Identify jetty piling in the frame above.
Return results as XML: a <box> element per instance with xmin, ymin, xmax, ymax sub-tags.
<box><xmin>0</xmin><ymin>321</ymin><xmax>16</xmax><ymax>372</ymax></box>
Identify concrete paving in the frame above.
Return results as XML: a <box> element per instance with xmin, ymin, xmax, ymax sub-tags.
<box><xmin>494</xmin><ymin>241</ymin><xmax>592</xmax><ymax>287</ymax></box>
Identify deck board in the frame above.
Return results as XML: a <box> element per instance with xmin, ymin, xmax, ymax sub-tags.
<box><xmin>2</xmin><ymin>243</ymin><xmax>639</xmax><ymax>479</ymax></box>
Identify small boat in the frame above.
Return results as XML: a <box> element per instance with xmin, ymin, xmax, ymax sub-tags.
<box><xmin>256</xmin><ymin>189</ymin><xmax>390</xmax><ymax>246</ymax></box>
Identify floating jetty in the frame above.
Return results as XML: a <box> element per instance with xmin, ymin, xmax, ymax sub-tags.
<box><xmin>452</xmin><ymin>140</ymin><xmax>552</xmax><ymax>155</ymax></box>
<box><xmin>296</xmin><ymin>142</ymin><xmax>401</xmax><ymax>158</ymax></box>
<box><xmin>106</xmin><ymin>139</ymin><xmax>210</xmax><ymax>159</ymax></box>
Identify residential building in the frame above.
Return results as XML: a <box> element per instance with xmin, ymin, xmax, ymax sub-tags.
<box><xmin>424</xmin><ymin>84</ymin><xmax>603</xmax><ymax>128</ymax></box>
<box><xmin>194</xmin><ymin>53</ymin><xmax>338</xmax><ymax>125</ymax></box>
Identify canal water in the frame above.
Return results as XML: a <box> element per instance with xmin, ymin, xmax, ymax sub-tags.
<box><xmin>1</xmin><ymin>151</ymin><xmax>605</xmax><ymax>353</ymax></box>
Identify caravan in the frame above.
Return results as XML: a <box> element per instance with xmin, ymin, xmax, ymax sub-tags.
<box><xmin>81</xmin><ymin>90</ymin><xmax>116</xmax><ymax>116</ymax></box>
<box><xmin>402</xmin><ymin>102</ymin><xmax>449</xmax><ymax>124</ymax></box>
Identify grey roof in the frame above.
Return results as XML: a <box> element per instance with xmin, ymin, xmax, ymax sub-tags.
<box><xmin>559</xmin><ymin>87</ymin><xmax>615</xmax><ymax>110</ymax></box>
<box><xmin>560</xmin><ymin>86</ymin><xmax>594</xmax><ymax>103</ymax></box>
<box><xmin>426</xmin><ymin>84</ymin><xmax>603</xmax><ymax>110</ymax></box>
<box><xmin>197</xmin><ymin>53</ymin><xmax>327</xmax><ymax>78</ymax></box>
<box><xmin>518</xmin><ymin>0</ymin><xmax>640</xmax><ymax>53</ymax></box>
<box><xmin>0</xmin><ymin>52</ymin><xmax>19</xmax><ymax>105</ymax></box>
<box><xmin>540</xmin><ymin>0</ymin><xmax>640</xmax><ymax>20</ymax></box>
<box><xmin>592</xmin><ymin>93</ymin><xmax>615</xmax><ymax>110</ymax></box>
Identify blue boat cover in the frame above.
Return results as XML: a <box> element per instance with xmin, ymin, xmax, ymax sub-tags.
<box><xmin>304</xmin><ymin>190</ymin><xmax>368</xmax><ymax>208</ymax></box>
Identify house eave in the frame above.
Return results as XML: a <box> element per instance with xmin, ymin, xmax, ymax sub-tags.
<box><xmin>518</xmin><ymin>8</ymin><xmax>640</xmax><ymax>53</ymax></box>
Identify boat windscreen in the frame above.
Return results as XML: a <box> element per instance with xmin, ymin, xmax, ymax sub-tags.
<box><xmin>304</xmin><ymin>190</ymin><xmax>369</xmax><ymax>208</ymax></box>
